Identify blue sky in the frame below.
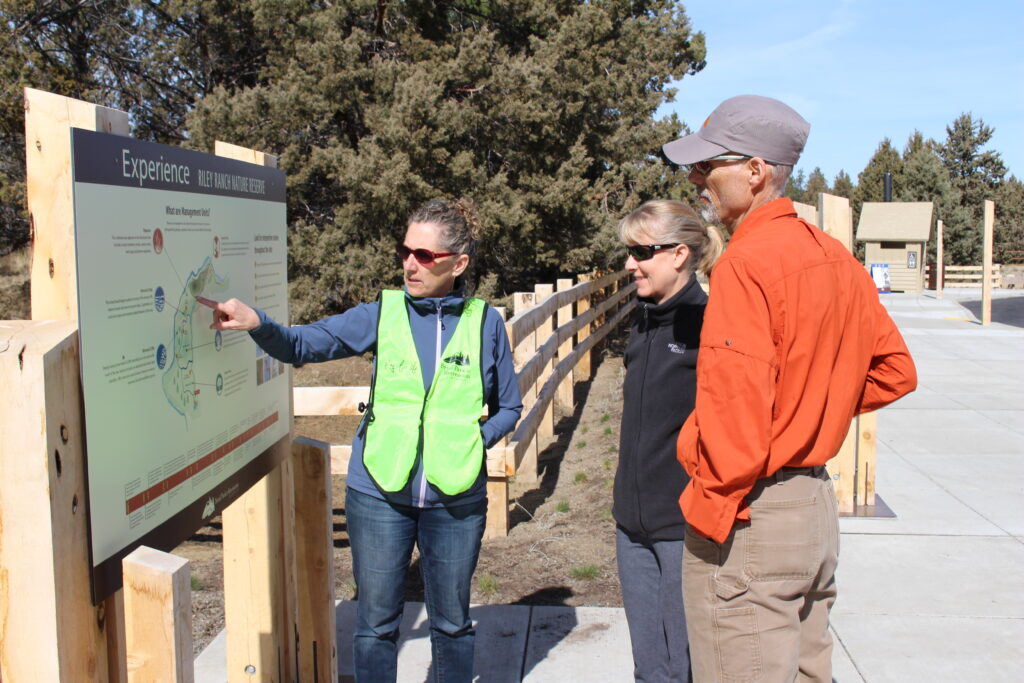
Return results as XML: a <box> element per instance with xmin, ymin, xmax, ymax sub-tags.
<box><xmin>658</xmin><ymin>0</ymin><xmax>1024</xmax><ymax>184</ymax></box>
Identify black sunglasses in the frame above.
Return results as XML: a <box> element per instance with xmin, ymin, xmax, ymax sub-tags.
<box><xmin>625</xmin><ymin>243</ymin><xmax>680</xmax><ymax>261</ymax></box>
<box><xmin>396</xmin><ymin>243</ymin><xmax>457</xmax><ymax>265</ymax></box>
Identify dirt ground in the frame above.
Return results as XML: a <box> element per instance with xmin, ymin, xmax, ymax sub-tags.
<box><xmin>177</xmin><ymin>327</ymin><xmax>631</xmax><ymax>654</ymax></box>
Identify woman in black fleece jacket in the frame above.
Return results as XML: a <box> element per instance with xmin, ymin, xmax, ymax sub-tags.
<box><xmin>614</xmin><ymin>200</ymin><xmax>723</xmax><ymax>683</ymax></box>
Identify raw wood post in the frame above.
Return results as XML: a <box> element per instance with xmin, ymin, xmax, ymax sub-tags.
<box><xmin>982</xmin><ymin>200</ymin><xmax>994</xmax><ymax>326</ymax></box>
<box><xmin>936</xmin><ymin>219</ymin><xmax>944</xmax><ymax>298</ymax></box>
<box><xmin>590</xmin><ymin>274</ymin><xmax>606</xmax><ymax>362</ymax></box>
<box><xmin>512</xmin><ymin>292</ymin><xmax>539</xmax><ymax>483</ymax></box>
<box><xmin>534</xmin><ymin>283</ymin><xmax>555</xmax><ymax>447</ymax></box>
<box><xmin>817</xmin><ymin>193</ymin><xmax>852</xmax><ymax>252</ymax></box>
<box><xmin>819</xmin><ymin>193</ymin><xmax>864</xmax><ymax>514</ymax></box>
<box><xmin>7</xmin><ymin>87</ymin><xmax>132</xmax><ymax>682</ymax></box>
<box><xmin>106</xmin><ymin>589</ymin><xmax>129</xmax><ymax>683</ymax></box>
<box><xmin>555</xmin><ymin>278</ymin><xmax>575</xmax><ymax>414</ymax></box>
<box><xmin>217</xmin><ymin>141</ymin><xmax>299</xmax><ymax>683</ymax></box>
<box><xmin>575</xmin><ymin>273</ymin><xmax>593</xmax><ymax>381</ymax></box>
<box><xmin>485</xmin><ymin>474</ymin><xmax>511</xmax><ymax>540</ymax></box>
<box><xmin>25</xmin><ymin>87</ymin><xmax>130</xmax><ymax>320</ymax></box>
<box><xmin>122</xmin><ymin>547</ymin><xmax>193</xmax><ymax>682</ymax></box>
<box><xmin>827</xmin><ymin>426</ymin><xmax>857</xmax><ymax>514</ymax></box>
<box><xmin>485</xmin><ymin>307</ymin><xmax>511</xmax><ymax>539</ymax></box>
<box><xmin>290</xmin><ymin>437</ymin><xmax>338</xmax><ymax>683</ymax></box>
<box><xmin>0</xmin><ymin>321</ymin><xmax>112</xmax><ymax>682</ymax></box>
<box><xmin>855</xmin><ymin>412</ymin><xmax>878</xmax><ymax>506</ymax></box>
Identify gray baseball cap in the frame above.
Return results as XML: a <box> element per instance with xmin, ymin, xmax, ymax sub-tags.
<box><xmin>663</xmin><ymin>95</ymin><xmax>810</xmax><ymax>166</ymax></box>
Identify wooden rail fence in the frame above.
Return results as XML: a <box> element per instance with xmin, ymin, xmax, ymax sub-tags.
<box><xmin>927</xmin><ymin>264</ymin><xmax>1004</xmax><ymax>288</ymax></box>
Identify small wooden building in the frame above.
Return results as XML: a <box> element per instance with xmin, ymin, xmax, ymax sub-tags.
<box><xmin>856</xmin><ymin>202</ymin><xmax>933</xmax><ymax>293</ymax></box>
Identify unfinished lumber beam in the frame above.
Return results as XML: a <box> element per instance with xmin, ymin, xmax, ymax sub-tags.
<box><xmin>122</xmin><ymin>546</ymin><xmax>193</xmax><ymax>683</ymax></box>
<box><xmin>0</xmin><ymin>321</ymin><xmax>111</xmax><ymax>681</ymax></box>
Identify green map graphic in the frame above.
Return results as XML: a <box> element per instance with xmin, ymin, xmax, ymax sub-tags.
<box><xmin>161</xmin><ymin>258</ymin><xmax>228</xmax><ymax>417</ymax></box>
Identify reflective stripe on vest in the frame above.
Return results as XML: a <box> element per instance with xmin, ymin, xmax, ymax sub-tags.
<box><xmin>362</xmin><ymin>290</ymin><xmax>486</xmax><ymax>495</ymax></box>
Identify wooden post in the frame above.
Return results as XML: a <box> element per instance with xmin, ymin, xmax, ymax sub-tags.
<box><xmin>936</xmin><ymin>219</ymin><xmax>944</xmax><ymax>298</ymax></box>
<box><xmin>534</xmin><ymin>283</ymin><xmax>555</xmax><ymax>448</ymax></box>
<box><xmin>123</xmin><ymin>547</ymin><xmax>193</xmax><ymax>683</ymax></box>
<box><xmin>826</xmin><ymin>423</ymin><xmax>857</xmax><ymax>514</ymax></box>
<box><xmin>485</xmin><ymin>307</ymin><xmax>511</xmax><ymax>539</ymax></box>
<box><xmin>982</xmin><ymin>201</ymin><xmax>994</xmax><ymax>326</ymax></box>
<box><xmin>222</xmin><ymin>457</ymin><xmax>296</xmax><ymax>682</ymax></box>
<box><xmin>105</xmin><ymin>589</ymin><xmax>129</xmax><ymax>683</ymax></box>
<box><xmin>555</xmin><ymin>278</ymin><xmax>575</xmax><ymax>415</ymax></box>
<box><xmin>485</xmin><ymin>478</ymin><xmax>511</xmax><ymax>540</ymax></box>
<box><xmin>0</xmin><ymin>321</ymin><xmax>112</xmax><ymax>682</ymax></box>
<box><xmin>290</xmin><ymin>437</ymin><xmax>338</xmax><ymax>683</ymax></box>
<box><xmin>24</xmin><ymin>87</ymin><xmax>130</xmax><ymax>320</ymax></box>
<box><xmin>216</xmin><ymin>141</ymin><xmax>298</xmax><ymax>683</ymax></box>
<box><xmin>512</xmin><ymin>292</ymin><xmax>538</xmax><ymax>484</ymax></box>
<box><xmin>855</xmin><ymin>412</ymin><xmax>878</xmax><ymax>506</ymax></box>
<box><xmin>575</xmin><ymin>273</ymin><xmax>593</xmax><ymax>381</ymax></box>
<box><xmin>10</xmin><ymin>87</ymin><xmax>131</xmax><ymax>682</ymax></box>
<box><xmin>817</xmin><ymin>193</ymin><xmax>853</xmax><ymax>252</ymax></box>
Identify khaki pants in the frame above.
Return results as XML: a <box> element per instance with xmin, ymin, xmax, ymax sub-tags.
<box><xmin>682</xmin><ymin>468</ymin><xmax>839</xmax><ymax>682</ymax></box>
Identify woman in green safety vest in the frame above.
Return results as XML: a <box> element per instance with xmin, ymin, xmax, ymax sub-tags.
<box><xmin>199</xmin><ymin>198</ymin><xmax>523</xmax><ymax>683</ymax></box>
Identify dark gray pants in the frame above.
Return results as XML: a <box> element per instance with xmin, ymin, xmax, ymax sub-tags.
<box><xmin>616</xmin><ymin>526</ymin><xmax>692</xmax><ymax>683</ymax></box>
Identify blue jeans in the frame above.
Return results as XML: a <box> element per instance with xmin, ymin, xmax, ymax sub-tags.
<box><xmin>616</xmin><ymin>527</ymin><xmax>692</xmax><ymax>682</ymax></box>
<box><xmin>346</xmin><ymin>487</ymin><xmax>485</xmax><ymax>683</ymax></box>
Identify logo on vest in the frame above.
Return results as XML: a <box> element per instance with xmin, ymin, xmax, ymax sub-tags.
<box><xmin>440</xmin><ymin>352</ymin><xmax>472</xmax><ymax>378</ymax></box>
<box><xmin>667</xmin><ymin>342</ymin><xmax>687</xmax><ymax>354</ymax></box>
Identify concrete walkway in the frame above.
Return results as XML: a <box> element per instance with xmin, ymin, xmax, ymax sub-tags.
<box><xmin>195</xmin><ymin>290</ymin><xmax>1024</xmax><ymax>682</ymax></box>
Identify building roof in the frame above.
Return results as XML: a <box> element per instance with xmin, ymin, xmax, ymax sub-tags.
<box><xmin>856</xmin><ymin>202</ymin><xmax>933</xmax><ymax>242</ymax></box>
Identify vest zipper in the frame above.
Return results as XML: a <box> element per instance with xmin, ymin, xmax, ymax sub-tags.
<box><xmin>415</xmin><ymin>301</ymin><xmax>445</xmax><ymax>506</ymax></box>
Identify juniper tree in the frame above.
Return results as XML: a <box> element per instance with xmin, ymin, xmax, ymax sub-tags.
<box><xmin>184</xmin><ymin>1</ymin><xmax>707</xmax><ymax>320</ymax></box>
<box><xmin>830</xmin><ymin>170</ymin><xmax>854</xmax><ymax>200</ymax></box>
<box><xmin>937</xmin><ymin>113</ymin><xmax>1007</xmax><ymax>264</ymax></box>
<box><xmin>0</xmin><ymin>0</ymin><xmax>269</xmax><ymax>253</ymax></box>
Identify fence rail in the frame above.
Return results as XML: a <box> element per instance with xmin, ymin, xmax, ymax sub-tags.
<box><xmin>927</xmin><ymin>263</ymin><xmax>1003</xmax><ymax>288</ymax></box>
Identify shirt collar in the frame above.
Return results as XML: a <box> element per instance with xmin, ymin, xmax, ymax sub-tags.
<box><xmin>403</xmin><ymin>287</ymin><xmax>466</xmax><ymax>314</ymax></box>
<box><xmin>729</xmin><ymin>197</ymin><xmax>797</xmax><ymax>245</ymax></box>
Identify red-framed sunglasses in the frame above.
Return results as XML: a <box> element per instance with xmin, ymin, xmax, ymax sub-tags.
<box><xmin>396</xmin><ymin>243</ymin><xmax>457</xmax><ymax>265</ymax></box>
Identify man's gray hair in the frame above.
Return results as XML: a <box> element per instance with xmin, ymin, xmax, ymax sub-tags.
<box><xmin>768</xmin><ymin>163</ymin><xmax>793</xmax><ymax>199</ymax></box>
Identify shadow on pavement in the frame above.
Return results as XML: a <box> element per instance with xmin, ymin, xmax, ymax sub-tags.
<box><xmin>959</xmin><ymin>295</ymin><xmax>1024</xmax><ymax>328</ymax></box>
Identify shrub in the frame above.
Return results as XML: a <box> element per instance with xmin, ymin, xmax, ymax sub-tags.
<box><xmin>570</xmin><ymin>564</ymin><xmax>600</xmax><ymax>580</ymax></box>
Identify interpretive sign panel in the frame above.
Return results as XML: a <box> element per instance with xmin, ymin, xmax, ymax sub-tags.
<box><xmin>71</xmin><ymin>129</ymin><xmax>290</xmax><ymax>599</ymax></box>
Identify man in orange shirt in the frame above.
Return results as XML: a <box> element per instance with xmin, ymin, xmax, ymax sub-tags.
<box><xmin>663</xmin><ymin>95</ymin><xmax>917</xmax><ymax>682</ymax></box>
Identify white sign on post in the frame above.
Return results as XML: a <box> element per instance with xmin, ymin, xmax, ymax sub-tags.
<box><xmin>71</xmin><ymin>129</ymin><xmax>290</xmax><ymax>599</ymax></box>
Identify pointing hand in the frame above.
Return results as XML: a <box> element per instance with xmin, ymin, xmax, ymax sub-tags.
<box><xmin>195</xmin><ymin>296</ymin><xmax>260</xmax><ymax>331</ymax></box>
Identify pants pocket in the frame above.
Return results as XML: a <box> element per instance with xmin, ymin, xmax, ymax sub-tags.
<box><xmin>745</xmin><ymin>495</ymin><xmax>820</xmax><ymax>580</ymax></box>
<box><xmin>713</xmin><ymin>605</ymin><xmax>762</xmax><ymax>682</ymax></box>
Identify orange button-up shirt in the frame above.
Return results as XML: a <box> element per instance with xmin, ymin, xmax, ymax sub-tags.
<box><xmin>677</xmin><ymin>198</ymin><xmax>917</xmax><ymax>542</ymax></box>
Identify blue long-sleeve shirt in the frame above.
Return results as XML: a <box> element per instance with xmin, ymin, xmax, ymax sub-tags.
<box><xmin>250</xmin><ymin>289</ymin><xmax>522</xmax><ymax>508</ymax></box>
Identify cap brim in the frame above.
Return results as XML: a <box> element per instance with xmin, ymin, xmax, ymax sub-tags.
<box><xmin>662</xmin><ymin>133</ymin><xmax>729</xmax><ymax>165</ymax></box>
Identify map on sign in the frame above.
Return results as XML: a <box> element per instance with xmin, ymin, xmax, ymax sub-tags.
<box><xmin>71</xmin><ymin>129</ymin><xmax>290</xmax><ymax>597</ymax></box>
<box><xmin>161</xmin><ymin>259</ymin><xmax>228</xmax><ymax>419</ymax></box>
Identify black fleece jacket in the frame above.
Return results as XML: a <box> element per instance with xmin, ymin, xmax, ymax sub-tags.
<box><xmin>613</xmin><ymin>276</ymin><xmax>707</xmax><ymax>541</ymax></box>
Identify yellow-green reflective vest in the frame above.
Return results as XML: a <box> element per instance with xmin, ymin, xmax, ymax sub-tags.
<box><xmin>362</xmin><ymin>290</ymin><xmax>486</xmax><ymax>495</ymax></box>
